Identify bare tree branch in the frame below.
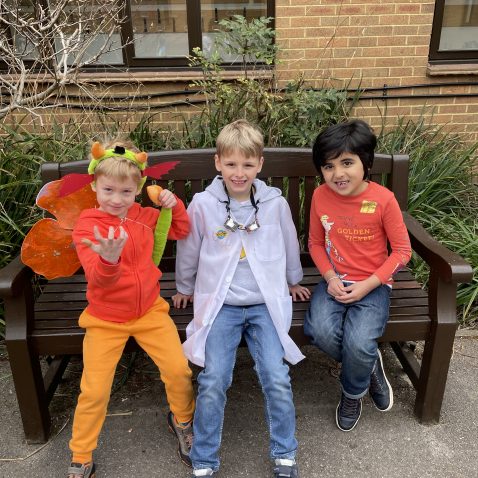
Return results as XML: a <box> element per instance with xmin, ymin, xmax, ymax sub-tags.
<box><xmin>0</xmin><ymin>0</ymin><xmax>127</xmax><ymax>121</ymax></box>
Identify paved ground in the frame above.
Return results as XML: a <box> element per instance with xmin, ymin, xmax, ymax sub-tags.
<box><xmin>0</xmin><ymin>336</ymin><xmax>477</xmax><ymax>478</ymax></box>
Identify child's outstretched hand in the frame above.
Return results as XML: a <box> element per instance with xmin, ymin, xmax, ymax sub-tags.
<box><xmin>81</xmin><ymin>225</ymin><xmax>128</xmax><ymax>264</ymax></box>
<box><xmin>172</xmin><ymin>292</ymin><xmax>193</xmax><ymax>309</ymax></box>
<box><xmin>289</xmin><ymin>284</ymin><xmax>311</xmax><ymax>301</ymax></box>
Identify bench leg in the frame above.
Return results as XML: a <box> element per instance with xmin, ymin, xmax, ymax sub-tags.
<box><xmin>414</xmin><ymin>277</ymin><xmax>458</xmax><ymax>424</ymax></box>
<box><xmin>44</xmin><ymin>355</ymin><xmax>71</xmax><ymax>404</ymax></box>
<box><xmin>7</xmin><ymin>338</ymin><xmax>51</xmax><ymax>443</ymax></box>
<box><xmin>390</xmin><ymin>341</ymin><xmax>420</xmax><ymax>388</ymax></box>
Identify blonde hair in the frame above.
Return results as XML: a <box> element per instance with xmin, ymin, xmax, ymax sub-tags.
<box><xmin>92</xmin><ymin>139</ymin><xmax>142</xmax><ymax>186</ymax></box>
<box><xmin>216</xmin><ymin>119</ymin><xmax>264</xmax><ymax>159</ymax></box>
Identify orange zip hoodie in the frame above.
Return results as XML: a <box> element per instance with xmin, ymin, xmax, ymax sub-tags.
<box><xmin>72</xmin><ymin>200</ymin><xmax>189</xmax><ymax>322</ymax></box>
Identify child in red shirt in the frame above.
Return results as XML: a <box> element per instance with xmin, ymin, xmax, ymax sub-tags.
<box><xmin>304</xmin><ymin>120</ymin><xmax>411</xmax><ymax>432</ymax></box>
<box><xmin>67</xmin><ymin>140</ymin><xmax>195</xmax><ymax>478</ymax></box>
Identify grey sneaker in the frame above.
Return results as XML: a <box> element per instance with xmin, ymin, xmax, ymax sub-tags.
<box><xmin>192</xmin><ymin>469</ymin><xmax>216</xmax><ymax>477</ymax></box>
<box><xmin>336</xmin><ymin>393</ymin><xmax>362</xmax><ymax>431</ymax></box>
<box><xmin>167</xmin><ymin>411</ymin><xmax>193</xmax><ymax>467</ymax></box>
<box><xmin>273</xmin><ymin>459</ymin><xmax>298</xmax><ymax>478</ymax></box>
<box><xmin>369</xmin><ymin>349</ymin><xmax>394</xmax><ymax>411</ymax></box>
<box><xmin>67</xmin><ymin>462</ymin><xmax>96</xmax><ymax>478</ymax></box>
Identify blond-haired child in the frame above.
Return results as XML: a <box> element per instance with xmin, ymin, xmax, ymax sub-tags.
<box><xmin>174</xmin><ymin>120</ymin><xmax>310</xmax><ymax>478</ymax></box>
<box><xmin>67</xmin><ymin>140</ymin><xmax>195</xmax><ymax>478</ymax></box>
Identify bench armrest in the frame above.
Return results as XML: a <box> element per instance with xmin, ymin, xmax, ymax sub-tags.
<box><xmin>0</xmin><ymin>255</ymin><xmax>33</xmax><ymax>298</ymax></box>
<box><xmin>0</xmin><ymin>255</ymin><xmax>35</xmax><ymax>338</ymax></box>
<box><xmin>403</xmin><ymin>212</ymin><xmax>473</xmax><ymax>284</ymax></box>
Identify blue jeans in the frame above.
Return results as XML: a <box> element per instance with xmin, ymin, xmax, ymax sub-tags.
<box><xmin>304</xmin><ymin>280</ymin><xmax>391</xmax><ymax>398</ymax></box>
<box><xmin>190</xmin><ymin>304</ymin><xmax>297</xmax><ymax>471</ymax></box>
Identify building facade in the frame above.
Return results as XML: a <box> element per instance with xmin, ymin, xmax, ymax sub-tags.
<box><xmin>2</xmin><ymin>1</ymin><xmax>478</xmax><ymax>143</ymax></box>
<box><xmin>276</xmin><ymin>0</ymin><xmax>478</xmax><ymax>143</ymax></box>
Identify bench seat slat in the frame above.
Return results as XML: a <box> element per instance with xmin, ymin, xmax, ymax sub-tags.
<box><xmin>31</xmin><ymin>314</ymin><xmax>432</xmax><ymax>341</ymax></box>
<box><xmin>33</xmin><ymin>320</ymin><xmax>81</xmax><ymax>330</ymax></box>
<box><xmin>37</xmin><ymin>292</ymin><xmax>87</xmax><ymax>302</ymax></box>
<box><xmin>34</xmin><ymin>304</ymin><xmax>430</xmax><ymax>324</ymax></box>
<box><xmin>36</xmin><ymin>302</ymin><xmax>88</xmax><ymax>312</ymax></box>
<box><xmin>31</xmin><ymin>321</ymin><xmax>431</xmax><ymax>357</ymax></box>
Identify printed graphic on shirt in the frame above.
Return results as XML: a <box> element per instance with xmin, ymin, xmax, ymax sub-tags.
<box><xmin>239</xmin><ymin>246</ymin><xmax>246</xmax><ymax>260</ymax></box>
<box><xmin>215</xmin><ymin>228</ymin><xmax>228</xmax><ymax>240</ymax></box>
<box><xmin>337</xmin><ymin>225</ymin><xmax>376</xmax><ymax>242</ymax></box>
<box><xmin>335</xmin><ymin>215</ymin><xmax>376</xmax><ymax>243</ymax></box>
<box><xmin>360</xmin><ymin>200</ymin><xmax>377</xmax><ymax>214</ymax></box>
<box><xmin>320</xmin><ymin>215</ymin><xmax>344</xmax><ymax>263</ymax></box>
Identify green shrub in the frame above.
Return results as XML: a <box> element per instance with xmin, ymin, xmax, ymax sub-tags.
<box><xmin>379</xmin><ymin>117</ymin><xmax>478</xmax><ymax>325</ymax></box>
<box><xmin>182</xmin><ymin>16</ymin><xmax>355</xmax><ymax>149</ymax></box>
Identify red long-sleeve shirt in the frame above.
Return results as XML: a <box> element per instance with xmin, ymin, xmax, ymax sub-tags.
<box><xmin>308</xmin><ymin>182</ymin><xmax>411</xmax><ymax>285</ymax></box>
<box><xmin>72</xmin><ymin>201</ymin><xmax>189</xmax><ymax>322</ymax></box>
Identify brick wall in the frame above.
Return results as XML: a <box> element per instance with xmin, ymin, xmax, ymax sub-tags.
<box><xmin>275</xmin><ymin>0</ymin><xmax>478</xmax><ymax>144</ymax></box>
<box><xmin>5</xmin><ymin>77</ymin><xmax>202</xmax><ymax>134</ymax></box>
<box><xmin>3</xmin><ymin>1</ymin><xmax>478</xmax><ymax>145</ymax></box>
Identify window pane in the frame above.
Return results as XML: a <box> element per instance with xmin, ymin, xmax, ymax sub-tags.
<box><xmin>201</xmin><ymin>0</ymin><xmax>267</xmax><ymax>60</ymax></box>
<box><xmin>439</xmin><ymin>0</ymin><xmax>478</xmax><ymax>51</ymax></box>
<box><xmin>11</xmin><ymin>0</ymin><xmax>38</xmax><ymax>60</ymax></box>
<box><xmin>59</xmin><ymin>1</ymin><xmax>123</xmax><ymax>65</ymax></box>
<box><xmin>69</xmin><ymin>35</ymin><xmax>123</xmax><ymax>66</ymax></box>
<box><xmin>131</xmin><ymin>0</ymin><xmax>189</xmax><ymax>58</ymax></box>
<box><xmin>11</xmin><ymin>1</ymin><xmax>123</xmax><ymax>65</ymax></box>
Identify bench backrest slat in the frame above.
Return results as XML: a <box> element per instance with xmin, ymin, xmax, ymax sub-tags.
<box><xmin>41</xmin><ymin>148</ymin><xmax>409</xmax><ymax>253</ymax></box>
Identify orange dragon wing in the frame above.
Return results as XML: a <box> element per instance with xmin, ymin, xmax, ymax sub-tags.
<box><xmin>21</xmin><ymin>178</ymin><xmax>98</xmax><ymax>279</ymax></box>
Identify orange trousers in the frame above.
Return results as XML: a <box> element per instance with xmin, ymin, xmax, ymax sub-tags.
<box><xmin>69</xmin><ymin>297</ymin><xmax>194</xmax><ymax>463</ymax></box>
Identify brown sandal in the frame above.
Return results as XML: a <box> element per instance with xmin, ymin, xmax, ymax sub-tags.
<box><xmin>67</xmin><ymin>462</ymin><xmax>96</xmax><ymax>478</ymax></box>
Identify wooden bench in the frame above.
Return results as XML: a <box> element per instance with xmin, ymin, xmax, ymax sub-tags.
<box><xmin>0</xmin><ymin>148</ymin><xmax>473</xmax><ymax>444</ymax></box>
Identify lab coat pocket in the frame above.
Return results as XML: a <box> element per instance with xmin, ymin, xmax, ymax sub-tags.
<box><xmin>255</xmin><ymin>225</ymin><xmax>284</xmax><ymax>261</ymax></box>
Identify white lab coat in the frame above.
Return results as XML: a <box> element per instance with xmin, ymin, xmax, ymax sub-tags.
<box><xmin>176</xmin><ymin>176</ymin><xmax>306</xmax><ymax>367</ymax></box>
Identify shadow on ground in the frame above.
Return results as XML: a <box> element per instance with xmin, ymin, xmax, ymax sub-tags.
<box><xmin>0</xmin><ymin>338</ymin><xmax>477</xmax><ymax>477</ymax></box>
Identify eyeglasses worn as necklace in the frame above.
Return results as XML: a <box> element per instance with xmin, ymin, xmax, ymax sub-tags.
<box><xmin>221</xmin><ymin>183</ymin><xmax>260</xmax><ymax>233</ymax></box>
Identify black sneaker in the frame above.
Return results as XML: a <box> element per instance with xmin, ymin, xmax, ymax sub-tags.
<box><xmin>167</xmin><ymin>411</ymin><xmax>193</xmax><ymax>467</ymax></box>
<box><xmin>336</xmin><ymin>393</ymin><xmax>362</xmax><ymax>431</ymax></box>
<box><xmin>369</xmin><ymin>349</ymin><xmax>394</xmax><ymax>411</ymax></box>
<box><xmin>273</xmin><ymin>459</ymin><xmax>299</xmax><ymax>478</ymax></box>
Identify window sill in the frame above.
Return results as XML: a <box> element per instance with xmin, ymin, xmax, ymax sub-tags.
<box><xmin>427</xmin><ymin>63</ymin><xmax>478</xmax><ymax>76</ymax></box>
<box><xmin>77</xmin><ymin>69</ymin><xmax>274</xmax><ymax>83</ymax></box>
<box><xmin>2</xmin><ymin>68</ymin><xmax>274</xmax><ymax>84</ymax></box>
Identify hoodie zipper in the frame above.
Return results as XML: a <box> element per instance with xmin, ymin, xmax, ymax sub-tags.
<box><xmin>119</xmin><ymin>217</ymin><xmax>143</xmax><ymax>318</ymax></box>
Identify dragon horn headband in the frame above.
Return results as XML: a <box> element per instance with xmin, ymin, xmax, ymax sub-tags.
<box><xmin>88</xmin><ymin>142</ymin><xmax>149</xmax><ymax>175</ymax></box>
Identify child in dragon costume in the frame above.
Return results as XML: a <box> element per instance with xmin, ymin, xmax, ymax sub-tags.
<box><xmin>21</xmin><ymin>140</ymin><xmax>195</xmax><ymax>478</ymax></box>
